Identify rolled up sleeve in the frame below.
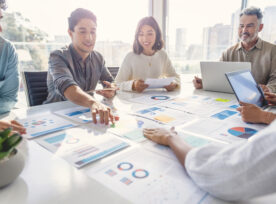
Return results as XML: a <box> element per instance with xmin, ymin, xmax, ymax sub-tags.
<box><xmin>48</xmin><ymin>53</ymin><xmax>77</xmax><ymax>97</ymax></box>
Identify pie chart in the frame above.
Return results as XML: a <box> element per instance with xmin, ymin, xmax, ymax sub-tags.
<box><xmin>151</xmin><ymin>96</ymin><xmax>170</xmax><ymax>100</ymax></box>
<box><xmin>228</xmin><ymin>127</ymin><xmax>257</xmax><ymax>139</ymax></box>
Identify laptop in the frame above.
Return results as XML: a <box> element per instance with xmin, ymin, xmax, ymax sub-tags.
<box><xmin>200</xmin><ymin>61</ymin><xmax>251</xmax><ymax>93</ymax></box>
<box><xmin>225</xmin><ymin>70</ymin><xmax>269</xmax><ymax>109</ymax></box>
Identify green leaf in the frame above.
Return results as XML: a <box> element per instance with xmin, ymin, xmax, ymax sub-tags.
<box><xmin>0</xmin><ymin>128</ymin><xmax>12</xmax><ymax>144</ymax></box>
<box><xmin>2</xmin><ymin>133</ymin><xmax>22</xmax><ymax>151</ymax></box>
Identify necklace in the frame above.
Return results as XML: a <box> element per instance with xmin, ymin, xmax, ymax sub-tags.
<box><xmin>148</xmin><ymin>56</ymin><xmax>152</xmax><ymax>67</ymax></box>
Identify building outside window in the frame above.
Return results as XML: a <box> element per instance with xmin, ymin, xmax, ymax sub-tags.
<box><xmin>166</xmin><ymin>0</ymin><xmax>242</xmax><ymax>74</ymax></box>
<box><xmin>2</xmin><ymin>0</ymin><xmax>149</xmax><ymax>71</ymax></box>
<box><xmin>247</xmin><ymin>0</ymin><xmax>276</xmax><ymax>44</ymax></box>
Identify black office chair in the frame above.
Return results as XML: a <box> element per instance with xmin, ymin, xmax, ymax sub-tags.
<box><xmin>107</xmin><ymin>67</ymin><xmax>119</xmax><ymax>79</ymax></box>
<box><xmin>21</xmin><ymin>71</ymin><xmax>48</xmax><ymax>106</ymax></box>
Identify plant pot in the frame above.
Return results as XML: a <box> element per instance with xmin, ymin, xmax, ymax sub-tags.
<box><xmin>0</xmin><ymin>149</ymin><xmax>25</xmax><ymax>188</ymax></box>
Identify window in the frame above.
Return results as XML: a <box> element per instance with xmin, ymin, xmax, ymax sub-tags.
<box><xmin>3</xmin><ymin>0</ymin><xmax>149</xmax><ymax>71</ymax></box>
<box><xmin>247</xmin><ymin>0</ymin><xmax>276</xmax><ymax>44</ymax></box>
<box><xmin>166</xmin><ymin>0</ymin><xmax>242</xmax><ymax>74</ymax></box>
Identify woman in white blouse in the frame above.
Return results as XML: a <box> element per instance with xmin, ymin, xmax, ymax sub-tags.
<box><xmin>115</xmin><ymin>16</ymin><xmax>180</xmax><ymax>92</ymax></box>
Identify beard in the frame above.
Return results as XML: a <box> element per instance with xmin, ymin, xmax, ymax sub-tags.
<box><xmin>239</xmin><ymin>31</ymin><xmax>258</xmax><ymax>44</ymax></box>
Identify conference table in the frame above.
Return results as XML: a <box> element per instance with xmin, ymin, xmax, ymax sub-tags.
<box><xmin>0</xmin><ymin>76</ymin><xmax>276</xmax><ymax>204</ymax></box>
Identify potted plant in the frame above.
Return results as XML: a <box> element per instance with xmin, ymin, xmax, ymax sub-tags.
<box><xmin>0</xmin><ymin>128</ymin><xmax>25</xmax><ymax>188</ymax></box>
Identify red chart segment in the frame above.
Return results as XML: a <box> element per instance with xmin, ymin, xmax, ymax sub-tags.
<box><xmin>228</xmin><ymin>127</ymin><xmax>257</xmax><ymax>139</ymax></box>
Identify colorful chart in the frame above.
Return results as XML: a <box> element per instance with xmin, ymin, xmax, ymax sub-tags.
<box><xmin>211</xmin><ymin>110</ymin><xmax>237</xmax><ymax>120</ymax></box>
<box><xmin>105</xmin><ymin>169</ymin><xmax>117</xmax><ymax>177</ymax></box>
<box><xmin>151</xmin><ymin>96</ymin><xmax>170</xmax><ymax>100</ymax></box>
<box><xmin>24</xmin><ymin>118</ymin><xmax>54</xmax><ymax>128</ymax></box>
<box><xmin>228</xmin><ymin>127</ymin><xmax>257</xmax><ymax>139</ymax></box>
<box><xmin>132</xmin><ymin>169</ymin><xmax>149</xmax><ymax>179</ymax></box>
<box><xmin>117</xmin><ymin>162</ymin><xmax>133</xmax><ymax>171</ymax></box>
<box><xmin>120</xmin><ymin>177</ymin><xmax>133</xmax><ymax>185</ymax></box>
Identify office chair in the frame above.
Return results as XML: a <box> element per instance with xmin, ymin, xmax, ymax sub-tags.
<box><xmin>107</xmin><ymin>67</ymin><xmax>119</xmax><ymax>79</ymax></box>
<box><xmin>21</xmin><ymin>71</ymin><xmax>48</xmax><ymax>106</ymax></box>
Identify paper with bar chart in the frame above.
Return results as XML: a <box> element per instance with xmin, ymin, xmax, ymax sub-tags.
<box><xmin>134</xmin><ymin>106</ymin><xmax>195</xmax><ymax>126</ymax></box>
<box><xmin>160</xmin><ymin>95</ymin><xmax>239</xmax><ymax>118</ymax></box>
<box><xmin>35</xmin><ymin>128</ymin><xmax>129</xmax><ymax>168</ymax></box>
<box><xmin>55</xmin><ymin>106</ymin><xmax>96</xmax><ymax>124</ymax></box>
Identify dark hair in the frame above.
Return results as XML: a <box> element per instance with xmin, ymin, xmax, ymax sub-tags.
<box><xmin>68</xmin><ymin>8</ymin><xmax>97</xmax><ymax>31</ymax></box>
<box><xmin>133</xmin><ymin>16</ymin><xmax>164</xmax><ymax>54</ymax></box>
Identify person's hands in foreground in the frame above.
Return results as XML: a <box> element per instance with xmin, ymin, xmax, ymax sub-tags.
<box><xmin>237</xmin><ymin>101</ymin><xmax>275</xmax><ymax>124</ymax></box>
<box><xmin>164</xmin><ymin>82</ymin><xmax>178</xmax><ymax>92</ymax></box>
<box><xmin>193</xmin><ymin>76</ymin><xmax>203</xmax><ymax>89</ymax></box>
<box><xmin>132</xmin><ymin>79</ymin><xmax>149</xmax><ymax>93</ymax></box>
<box><xmin>0</xmin><ymin>120</ymin><xmax>26</xmax><ymax>134</ymax></box>
<box><xmin>143</xmin><ymin>127</ymin><xmax>178</xmax><ymax>146</ymax></box>
<box><xmin>96</xmin><ymin>81</ymin><xmax>118</xmax><ymax>98</ymax></box>
<box><xmin>90</xmin><ymin>101</ymin><xmax>114</xmax><ymax>125</ymax></box>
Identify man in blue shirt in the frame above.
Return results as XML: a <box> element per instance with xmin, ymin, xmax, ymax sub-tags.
<box><xmin>0</xmin><ymin>0</ymin><xmax>19</xmax><ymax>114</ymax></box>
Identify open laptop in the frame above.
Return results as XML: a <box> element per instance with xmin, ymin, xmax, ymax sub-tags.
<box><xmin>225</xmin><ymin>70</ymin><xmax>270</xmax><ymax>110</ymax></box>
<box><xmin>200</xmin><ymin>61</ymin><xmax>251</xmax><ymax>93</ymax></box>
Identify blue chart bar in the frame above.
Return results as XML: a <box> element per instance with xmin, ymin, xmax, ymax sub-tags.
<box><xmin>66</xmin><ymin>108</ymin><xmax>90</xmax><ymax>116</ymax></box>
<box><xmin>211</xmin><ymin>110</ymin><xmax>237</xmax><ymax>120</ymax></box>
<box><xmin>31</xmin><ymin>124</ymin><xmax>75</xmax><ymax>137</ymax></box>
<box><xmin>44</xmin><ymin>133</ymin><xmax>66</xmax><ymax>144</ymax></box>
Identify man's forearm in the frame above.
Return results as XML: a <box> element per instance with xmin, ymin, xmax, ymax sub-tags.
<box><xmin>167</xmin><ymin>135</ymin><xmax>192</xmax><ymax>166</ymax></box>
<box><xmin>64</xmin><ymin>85</ymin><xmax>96</xmax><ymax>108</ymax></box>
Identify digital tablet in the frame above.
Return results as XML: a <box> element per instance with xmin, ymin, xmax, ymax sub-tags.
<box><xmin>225</xmin><ymin>70</ymin><xmax>268</xmax><ymax>108</ymax></box>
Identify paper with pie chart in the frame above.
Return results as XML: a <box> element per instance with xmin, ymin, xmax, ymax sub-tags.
<box><xmin>86</xmin><ymin>148</ymin><xmax>221</xmax><ymax>204</ymax></box>
<box><xmin>35</xmin><ymin>128</ymin><xmax>129</xmax><ymax>168</ymax></box>
<box><xmin>181</xmin><ymin>118</ymin><xmax>266</xmax><ymax>143</ymax></box>
<box><xmin>19</xmin><ymin>113</ymin><xmax>77</xmax><ymax>139</ymax></box>
<box><xmin>128</xmin><ymin>94</ymin><xmax>175</xmax><ymax>105</ymax></box>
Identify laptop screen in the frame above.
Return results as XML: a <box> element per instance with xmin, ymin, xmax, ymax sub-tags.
<box><xmin>225</xmin><ymin>70</ymin><xmax>267</xmax><ymax>107</ymax></box>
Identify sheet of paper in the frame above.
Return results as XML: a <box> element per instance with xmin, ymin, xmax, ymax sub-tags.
<box><xmin>18</xmin><ymin>113</ymin><xmax>77</xmax><ymax>139</ymax></box>
<box><xmin>85</xmin><ymin>148</ymin><xmax>223</xmax><ymax>204</ymax></box>
<box><xmin>145</xmin><ymin>77</ymin><xmax>175</xmax><ymax>89</ymax></box>
<box><xmin>143</xmin><ymin>132</ymin><xmax>213</xmax><ymax>161</ymax></box>
<box><xmin>134</xmin><ymin>106</ymin><xmax>196</xmax><ymax>126</ymax></box>
<box><xmin>55</xmin><ymin>106</ymin><xmax>97</xmax><ymax>124</ymax></box>
<box><xmin>128</xmin><ymin>94</ymin><xmax>175</xmax><ymax>105</ymax></box>
<box><xmin>181</xmin><ymin>118</ymin><xmax>266</xmax><ymax>143</ymax></box>
<box><xmin>108</xmin><ymin>114</ymin><xmax>165</xmax><ymax>142</ymax></box>
<box><xmin>35</xmin><ymin>128</ymin><xmax>129</xmax><ymax>168</ymax></box>
<box><xmin>161</xmin><ymin>96</ymin><xmax>239</xmax><ymax>118</ymax></box>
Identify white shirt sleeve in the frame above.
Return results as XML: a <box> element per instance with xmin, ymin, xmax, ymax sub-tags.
<box><xmin>185</xmin><ymin>120</ymin><xmax>276</xmax><ymax>201</ymax></box>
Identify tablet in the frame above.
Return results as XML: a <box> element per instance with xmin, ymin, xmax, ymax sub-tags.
<box><xmin>225</xmin><ymin>70</ymin><xmax>268</xmax><ymax>108</ymax></box>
